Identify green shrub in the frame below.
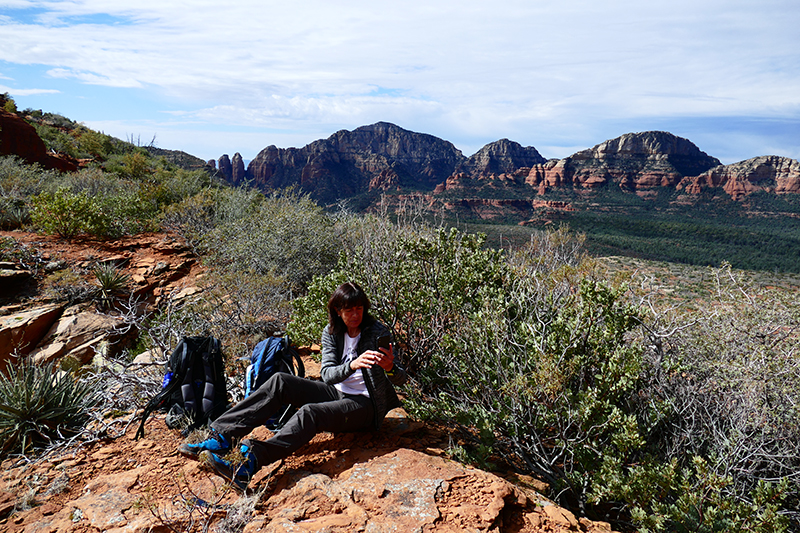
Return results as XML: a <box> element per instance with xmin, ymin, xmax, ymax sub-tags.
<box><xmin>31</xmin><ymin>172</ymin><xmax>161</xmax><ymax>238</ymax></box>
<box><xmin>419</xmin><ymin>274</ymin><xmax>645</xmax><ymax>507</ymax></box>
<box><xmin>74</xmin><ymin>128</ymin><xmax>114</xmax><ymax>159</ymax></box>
<box><xmin>595</xmin><ymin>456</ymin><xmax>790</xmax><ymax>533</ymax></box>
<box><xmin>0</xmin><ymin>155</ymin><xmax>60</xmax><ymax>199</ymax></box>
<box><xmin>621</xmin><ymin>263</ymin><xmax>800</xmax><ymax>529</ymax></box>
<box><xmin>146</xmin><ymin>168</ymin><xmax>210</xmax><ymax>207</ymax></box>
<box><xmin>161</xmin><ymin>186</ymin><xmax>263</xmax><ymax>253</ymax></box>
<box><xmin>289</xmin><ymin>219</ymin><xmax>652</xmax><ymax>518</ymax></box>
<box><xmin>3</xmin><ymin>94</ymin><xmax>17</xmax><ymax>114</ymax></box>
<box><xmin>0</xmin><ymin>359</ymin><xmax>101</xmax><ymax>454</ymax></box>
<box><xmin>289</xmin><ymin>217</ymin><xmax>506</xmax><ymax>373</ymax></box>
<box><xmin>203</xmin><ymin>189</ymin><xmax>338</xmax><ymax>292</ymax></box>
<box><xmin>103</xmin><ymin>151</ymin><xmax>154</xmax><ymax>179</ymax></box>
<box><xmin>31</xmin><ymin>188</ymin><xmax>108</xmax><ymax>238</ymax></box>
<box><xmin>51</xmin><ymin>167</ymin><xmax>126</xmax><ymax>198</ymax></box>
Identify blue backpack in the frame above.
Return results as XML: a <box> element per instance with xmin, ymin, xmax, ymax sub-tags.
<box><xmin>245</xmin><ymin>335</ymin><xmax>305</xmax><ymax>428</ymax></box>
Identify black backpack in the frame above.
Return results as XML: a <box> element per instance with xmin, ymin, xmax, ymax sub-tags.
<box><xmin>135</xmin><ymin>336</ymin><xmax>228</xmax><ymax>439</ymax></box>
<box><xmin>244</xmin><ymin>335</ymin><xmax>304</xmax><ymax>428</ymax></box>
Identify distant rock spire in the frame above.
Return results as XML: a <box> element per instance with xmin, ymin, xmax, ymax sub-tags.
<box><xmin>232</xmin><ymin>153</ymin><xmax>246</xmax><ymax>185</ymax></box>
<box><xmin>218</xmin><ymin>154</ymin><xmax>232</xmax><ymax>181</ymax></box>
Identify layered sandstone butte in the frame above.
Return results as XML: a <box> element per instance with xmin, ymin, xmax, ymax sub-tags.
<box><xmin>434</xmin><ymin>139</ymin><xmax>548</xmax><ymax>195</ymax></box>
<box><xmin>525</xmin><ymin>131</ymin><xmax>721</xmax><ymax>194</ymax></box>
<box><xmin>230</xmin><ymin>122</ymin><xmax>466</xmax><ymax>204</ymax></box>
<box><xmin>677</xmin><ymin>155</ymin><xmax>800</xmax><ymax>200</ymax></box>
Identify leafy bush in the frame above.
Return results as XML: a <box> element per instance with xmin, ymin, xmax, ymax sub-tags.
<box><xmin>31</xmin><ymin>188</ymin><xmax>108</xmax><ymax>238</ymax></box>
<box><xmin>0</xmin><ymin>359</ymin><xmax>101</xmax><ymax>454</ymax></box>
<box><xmin>614</xmin><ymin>264</ymin><xmax>800</xmax><ymax>530</ymax></box>
<box><xmin>31</xmin><ymin>171</ymin><xmax>161</xmax><ymax>238</ymax></box>
<box><xmin>73</xmin><ymin>128</ymin><xmax>114</xmax><ymax>159</ymax></box>
<box><xmin>596</xmin><ymin>456</ymin><xmax>790</xmax><ymax>532</ymax></box>
<box><xmin>289</xmin><ymin>214</ymin><xmax>506</xmax><ymax>372</ymax></box>
<box><xmin>0</xmin><ymin>155</ymin><xmax>60</xmax><ymax>200</ymax></box>
<box><xmin>290</xmin><ymin>221</ymin><xmax>647</xmax><ymax>506</ymax></box>
<box><xmin>161</xmin><ymin>186</ymin><xmax>263</xmax><ymax>253</ymax></box>
<box><xmin>2</xmin><ymin>93</ymin><xmax>17</xmax><ymax>113</ymax></box>
<box><xmin>202</xmin><ymin>189</ymin><xmax>338</xmax><ymax>292</ymax></box>
<box><xmin>145</xmin><ymin>168</ymin><xmax>210</xmax><ymax>208</ymax></box>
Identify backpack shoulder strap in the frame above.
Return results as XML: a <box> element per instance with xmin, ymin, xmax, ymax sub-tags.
<box><xmin>135</xmin><ymin>339</ymin><xmax>188</xmax><ymax>440</ymax></box>
<box><xmin>285</xmin><ymin>336</ymin><xmax>305</xmax><ymax>378</ymax></box>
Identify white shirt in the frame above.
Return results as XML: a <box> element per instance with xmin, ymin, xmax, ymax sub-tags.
<box><xmin>334</xmin><ymin>332</ymin><xmax>370</xmax><ymax>397</ymax></box>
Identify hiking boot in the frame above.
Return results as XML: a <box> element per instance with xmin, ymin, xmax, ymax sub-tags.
<box><xmin>198</xmin><ymin>445</ymin><xmax>257</xmax><ymax>493</ymax></box>
<box><xmin>178</xmin><ymin>430</ymin><xmax>230</xmax><ymax>459</ymax></box>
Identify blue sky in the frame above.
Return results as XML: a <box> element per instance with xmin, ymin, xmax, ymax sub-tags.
<box><xmin>1</xmin><ymin>0</ymin><xmax>798</xmax><ymax>165</ymax></box>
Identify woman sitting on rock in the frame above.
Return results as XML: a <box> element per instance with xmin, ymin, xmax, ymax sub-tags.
<box><xmin>178</xmin><ymin>281</ymin><xmax>407</xmax><ymax>491</ymax></box>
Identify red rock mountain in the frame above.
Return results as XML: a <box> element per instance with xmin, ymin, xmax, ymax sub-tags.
<box><xmin>678</xmin><ymin>155</ymin><xmax>800</xmax><ymax>200</ymax></box>
<box><xmin>456</xmin><ymin>138</ymin><xmax>547</xmax><ymax>177</ymax></box>
<box><xmin>223</xmin><ymin>127</ymin><xmax>799</xmax><ymax>214</ymax></box>
<box><xmin>529</xmin><ymin>131</ymin><xmax>721</xmax><ymax>193</ymax></box>
<box><xmin>239</xmin><ymin>122</ymin><xmax>466</xmax><ymax>204</ymax></box>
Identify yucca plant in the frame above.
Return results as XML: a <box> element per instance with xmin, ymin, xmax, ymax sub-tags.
<box><xmin>93</xmin><ymin>262</ymin><xmax>130</xmax><ymax>308</ymax></box>
<box><xmin>0</xmin><ymin>359</ymin><xmax>101</xmax><ymax>454</ymax></box>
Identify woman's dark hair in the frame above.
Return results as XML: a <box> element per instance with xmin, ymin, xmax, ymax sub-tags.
<box><xmin>327</xmin><ymin>282</ymin><xmax>374</xmax><ymax>334</ymax></box>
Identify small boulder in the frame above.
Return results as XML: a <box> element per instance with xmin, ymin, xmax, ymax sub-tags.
<box><xmin>29</xmin><ymin>305</ymin><xmax>124</xmax><ymax>366</ymax></box>
<box><xmin>0</xmin><ymin>303</ymin><xmax>64</xmax><ymax>370</ymax></box>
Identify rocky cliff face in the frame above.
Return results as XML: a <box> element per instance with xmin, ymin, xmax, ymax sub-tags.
<box><xmin>217</xmin><ymin>153</ymin><xmax>232</xmax><ymax>180</ymax></box>
<box><xmin>0</xmin><ymin>110</ymin><xmax>77</xmax><ymax>172</ymax></box>
<box><xmin>525</xmin><ymin>131</ymin><xmax>721</xmax><ymax>194</ymax></box>
<box><xmin>456</xmin><ymin>139</ymin><xmax>547</xmax><ymax>177</ymax></box>
<box><xmin>236</xmin><ymin>122</ymin><xmax>466</xmax><ymax>204</ymax></box>
<box><xmin>231</xmin><ymin>152</ymin><xmax>246</xmax><ymax>185</ymax></box>
<box><xmin>677</xmin><ymin>155</ymin><xmax>800</xmax><ymax>200</ymax></box>
<box><xmin>215</xmin><ymin>153</ymin><xmax>247</xmax><ymax>185</ymax></box>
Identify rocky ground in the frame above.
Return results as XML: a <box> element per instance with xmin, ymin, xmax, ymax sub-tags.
<box><xmin>0</xmin><ymin>230</ymin><xmax>621</xmax><ymax>532</ymax></box>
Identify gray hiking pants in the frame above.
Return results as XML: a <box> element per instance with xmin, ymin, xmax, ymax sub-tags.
<box><xmin>210</xmin><ymin>373</ymin><xmax>374</xmax><ymax>469</ymax></box>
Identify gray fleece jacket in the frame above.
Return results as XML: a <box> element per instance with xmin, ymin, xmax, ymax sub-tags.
<box><xmin>320</xmin><ymin>320</ymin><xmax>408</xmax><ymax>430</ymax></box>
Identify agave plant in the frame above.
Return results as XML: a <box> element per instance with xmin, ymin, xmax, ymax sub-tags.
<box><xmin>0</xmin><ymin>358</ymin><xmax>101</xmax><ymax>454</ymax></box>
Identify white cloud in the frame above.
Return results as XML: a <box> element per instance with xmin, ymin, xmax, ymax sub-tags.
<box><xmin>0</xmin><ymin>0</ymin><xmax>797</xmax><ymax>162</ymax></box>
<box><xmin>0</xmin><ymin>83</ymin><xmax>59</xmax><ymax>96</ymax></box>
<box><xmin>46</xmin><ymin>67</ymin><xmax>142</xmax><ymax>88</ymax></box>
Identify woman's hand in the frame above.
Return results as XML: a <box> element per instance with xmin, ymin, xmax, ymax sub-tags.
<box><xmin>350</xmin><ymin>346</ymin><xmax>394</xmax><ymax>371</ymax></box>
